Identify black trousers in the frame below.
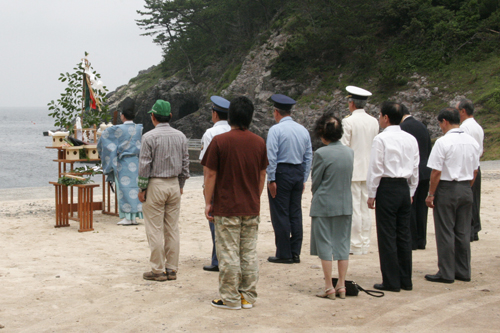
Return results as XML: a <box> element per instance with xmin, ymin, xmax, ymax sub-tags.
<box><xmin>434</xmin><ymin>181</ymin><xmax>472</xmax><ymax>280</ymax></box>
<box><xmin>268</xmin><ymin>163</ymin><xmax>304</xmax><ymax>259</ymax></box>
<box><xmin>410</xmin><ymin>179</ymin><xmax>430</xmax><ymax>250</ymax></box>
<box><xmin>375</xmin><ymin>178</ymin><xmax>412</xmax><ymax>289</ymax></box>
<box><xmin>209</xmin><ymin>221</ymin><xmax>218</xmax><ymax>266</ymax></box>
<box><xmin>471</xmin><ymin>167</ymin><xmax>481</xmax><ymax>237</ymax></box>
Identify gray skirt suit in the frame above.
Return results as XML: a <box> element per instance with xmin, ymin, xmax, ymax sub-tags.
<box><xmin>310</xmin><ymin>141</ymin><xmax>354</xmax><ymax>261</ymax></box>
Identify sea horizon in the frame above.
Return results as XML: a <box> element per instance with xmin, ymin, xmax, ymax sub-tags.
<box><xmin>0</xmin><ymin>106</ymin><xmax>66</xmax><ymax>189</ymax></box>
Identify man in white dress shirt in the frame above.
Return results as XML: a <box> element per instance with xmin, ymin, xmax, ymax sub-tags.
<box><xmin>341</xmin><ymin>86</ymin><xmax>379</xmax><ymax>255</ymax></box>
<box><xmin>200</xmin><ymin>96</ymin><xmax>231</xmax><ymax>272</ymax></box>
<box><xmin>457</xmin><ymin>99</ymin><xmax>484</xmax><ymax>242</ymax></box>
<box><xmin>367</xmin><ymin>101</ymin><xmax>419</xmax><ymax>292</ymax></box>
<box><xmin>424</xmin><ymin>107</ymin><xmax>479</xmax><ymax>284</ymax></box>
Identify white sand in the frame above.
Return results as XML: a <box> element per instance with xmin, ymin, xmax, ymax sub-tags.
<box><xmin>1</xmin><ymin>171</ymin><xmax>500</xmax><ymax>332</ymax></box>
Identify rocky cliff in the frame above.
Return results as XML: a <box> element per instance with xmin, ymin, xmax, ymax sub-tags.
<box><xmin>106</xmin><ymin>31</ymin><xmax>464</xmax><ymax>148</ymax></box>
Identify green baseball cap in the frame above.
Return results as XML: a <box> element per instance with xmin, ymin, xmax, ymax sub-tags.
<box><xmin>148</xmin><ymin>99</ymin><xmax>171</xmax><ymax>116</ymax></box>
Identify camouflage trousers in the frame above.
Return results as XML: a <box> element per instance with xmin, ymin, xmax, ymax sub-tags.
<box><xmin>214</xmin><ymin>215</ymin><xmax>260</xmax><ymax>307</ymax></box>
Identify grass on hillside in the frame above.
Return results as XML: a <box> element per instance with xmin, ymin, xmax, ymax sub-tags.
<box><xmin>424</xmin><ymin>55</ymin><xmax>500</xmax><ymax>161</ymax></box>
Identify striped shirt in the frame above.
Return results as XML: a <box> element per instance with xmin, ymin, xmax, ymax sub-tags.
<box><xmin>138</xmin><ymin>123</ymin><xmax>190</xmax><ymax>189</ymax></box>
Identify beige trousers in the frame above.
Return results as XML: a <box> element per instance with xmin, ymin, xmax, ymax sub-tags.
<box><xmin>350</xmin><ymin>181</ymin><xmax>372</xmax><ymax>254</ymax></box>
<box><xmin>142</xmin><ymin>178</ymin><xmax>181</xmax><ymax>273</ymax></box>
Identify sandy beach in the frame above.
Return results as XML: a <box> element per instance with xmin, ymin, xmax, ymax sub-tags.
<box><xmin>1</xmin><ymin>163</ymin><xmax>500</xmax><ymax>332</ymax></box>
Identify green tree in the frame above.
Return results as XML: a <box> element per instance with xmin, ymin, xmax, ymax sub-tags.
<box><xmin>136</xmin><ymin>0</ymin><xmax>284</xmax><ymax>80</ymax></box>
<box><xmin>47</xmin><ymin>53</ymin><xmax>109</xmax><ymax>130</ymax></box>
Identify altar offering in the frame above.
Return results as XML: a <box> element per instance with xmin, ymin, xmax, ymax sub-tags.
<box><xmin>52</xmin><ymin>132</ymin><xmax>69</xmax><ymax>147</ymax></box>
<box><xmin>84</xmin><ymin>145</ymin><xmax>99</xmax><ymax>159</ymax></box>
<box><xmin>63</xmin><ymin>146</ymin><xmax>84</xmax><ymax>160</ymax></box>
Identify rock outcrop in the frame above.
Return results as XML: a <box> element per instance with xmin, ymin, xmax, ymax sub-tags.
<box><xmin>106</xmin><ymin>32</ymin><xmax>460</xmax><ymax>145</ymax></box>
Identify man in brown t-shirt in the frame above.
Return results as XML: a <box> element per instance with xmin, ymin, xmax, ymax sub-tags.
<box><xmin>201</xmin><ymin>96</ymin><xmax>268</xmax><ymax>310</ymax></box>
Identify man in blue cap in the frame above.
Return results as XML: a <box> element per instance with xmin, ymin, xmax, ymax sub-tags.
<box><xmin>199</xmin><ymin>96</ymin><xmax>231</xmax><ymax>272</ymax></box>
<box><xmin>266</xmin><ymin>94</ymin><xmax>313</xmax><ymax>264</ymax></box>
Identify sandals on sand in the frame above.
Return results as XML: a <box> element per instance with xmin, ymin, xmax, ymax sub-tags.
<box><xmin>316</xmin><ymin>287</ymin><xmax>336</xmax><ymax>300</ymax></box>
<box><xmin>336</xmin><ymin>286</ymin><xmax>346</xmax><ymax>299</ymax></box>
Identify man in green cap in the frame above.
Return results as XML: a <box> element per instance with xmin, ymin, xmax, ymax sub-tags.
<box><xmin>138</xmin><ymin>99</ymin><xmax>190</xmax><ymax>281</ymax></box>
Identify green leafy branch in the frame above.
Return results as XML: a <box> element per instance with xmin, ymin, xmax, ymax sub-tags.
<box><xmin>57</xmin><ymin>176</ymin><xmax>93</xmax><ymax>186</ymax></box>
<box><xmin>47</xmin><ymin>52</ymin><xmax>110</xmax><ymax>132</ymax></box>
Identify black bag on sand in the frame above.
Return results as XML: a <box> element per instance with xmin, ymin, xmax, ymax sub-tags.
<box><xmin>332</xmin><ymin>278</ymin><xmax>384</xmax><ymax>297</ymax></box>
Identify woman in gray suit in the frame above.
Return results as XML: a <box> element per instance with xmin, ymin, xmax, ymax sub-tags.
<box><xmin>310</xmin><ymin>113</ymin><xmax>354</xmax><ymax>300</ymax></box>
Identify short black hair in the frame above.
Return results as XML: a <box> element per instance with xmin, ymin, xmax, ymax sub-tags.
<box><xmin>458</xmin><ymin>99</ymin><xmax>474</xmax><ymax>116</ymax></box>
<box><xmin>228</xmin><ymin>96</ymin><xmax>254</xmax><ymax>130</ymax></box>
<box><xmin>400</xmin><ymin>103</ymin><xmax>410</xmax><ymax>116</ymax></box>
<box><xmin>437</xmin><ymin>107</ymin><xmax>460</xmax><ymax>124</ymax></box>
<box><xmin>214</xmin><ymin>110</ymin><xmax>228</xmax><ymax>120</ymax></box>
<box><xmin>152</xmin><ymin>113</ymin><xmax>171</xmax><ymax>123</ymax></box>
<box><xmin>313</xmin><ymin>112</ymin><xmax>343</xmax><ymax>142</ymax></box>
<box><xmin>121</xmin><ymin>107</ymin><xmax>135</xmax><ymax>121</ymax></box>
<box><xmin>120</xmin><ymin>97</ymin><xmax>135</xmax><ymax>120</ymax></box>
<box><xmin>380</xmin><ymin>101</ymin><xmax>403</xmax><ymax>125</ymax></box>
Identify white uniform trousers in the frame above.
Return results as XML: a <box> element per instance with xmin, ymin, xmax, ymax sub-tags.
<box><xmin>350</xmin><ymin>181</ymin><xmax>372</xmax><ymax>254</ymax></box>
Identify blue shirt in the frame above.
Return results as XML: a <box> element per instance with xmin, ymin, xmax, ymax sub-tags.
<box><xmin>266</xmin><ymin>116</ymin><xmax>313</xmax><ymax>182</ymax></box>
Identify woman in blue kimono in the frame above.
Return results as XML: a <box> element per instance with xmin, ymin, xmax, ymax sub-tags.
<box><xmin>97</xmin><ymin>105</ymin><xmax>143</xmax><ymax>225</ymax></box>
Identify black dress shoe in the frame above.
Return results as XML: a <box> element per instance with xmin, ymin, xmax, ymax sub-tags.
<box><xmin>203</xmin><ymin>265</ymin><xmax>219</xmax><ymax>272</ymax></box>
<box><xmin>373</xmin><ymin>283</ymin><xmax>400</xmax><ymax>292</ymax></box>
<box><xmin>455</xmin><ymin>276</ymin><xmax>471</xmax><ymax>282</ymax></box>
<box><xmin>425</xmin><ymin>274</ymin><xmax>454</xmax><ymax>283</ymax></box>
<box><xmin>293</xmin><ymin>255</ymin><xmax>300</xmax><ymax>263</ymax></box>
<box><xmin>474</xmin><ymin>233</ymin><xmax>479</xmax><ymax>241</ymax></box>
<box><xmin>401</xmin><ymin>285</ymin><xmax>413</xmax><ymax>291</ymax></box>
<box><xmin>267</xmin><ymin>256</ymin><xmax>293</xmax><ymax>264</ymax></box>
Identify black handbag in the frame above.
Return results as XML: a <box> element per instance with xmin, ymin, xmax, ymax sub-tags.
<box><xmin>332</xmin><ymin>278</ymin><xmax>384</xmax><ymax>297</ymax></box>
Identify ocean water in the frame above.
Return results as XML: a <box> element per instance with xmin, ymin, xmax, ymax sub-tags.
<box><xmin>0</xmin><ymin>107</ymin><xmax>64</xmax><ymax>189</ymax></box>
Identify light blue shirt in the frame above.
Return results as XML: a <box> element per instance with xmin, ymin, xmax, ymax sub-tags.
<box><xmin>266</xmin><ymin>116</ymin><xmax>313</xmax><ymax>182</ymax></box>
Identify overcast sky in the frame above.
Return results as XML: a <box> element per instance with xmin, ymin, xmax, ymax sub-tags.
<box><xmin>0</xmin><ymin>0</ymin><xmax>163</xmax><ymax>108</ymax></box>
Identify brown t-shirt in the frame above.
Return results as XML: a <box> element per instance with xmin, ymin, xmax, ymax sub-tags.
<box><xmin>201</xmin><ymin>129</ymin><xmax>268</xmax><ymax>216</ymax></box>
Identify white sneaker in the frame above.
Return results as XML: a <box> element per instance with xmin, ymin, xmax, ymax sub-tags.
<box><xmin>117</xmin><ymin>219</ymin><xmax>133</xmax><ymax>225</ymax></box>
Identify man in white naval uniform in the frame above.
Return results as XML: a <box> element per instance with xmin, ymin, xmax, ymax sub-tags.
<box><xmin>340</xmin><ymin>86</ymin><xmax>379</xmax><ymax>255</ymax></box>
<box><xmin>199</xmin><ymin>96</ymin><xmax>231</xmax><ymax>272</ymax></box>
<box><xmin>457</xmin><ymin>99</ymin><xmax>484</xmax><ymax>242</ymax></box>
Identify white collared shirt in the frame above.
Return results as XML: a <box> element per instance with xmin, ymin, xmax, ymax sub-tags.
<box><xmin>366</xmin><ymin>125</ymin><xmax>420</xmax><ymax>198</ymax></box>
<box><xmin>199</xmin><ymin>120</ymin><xmax>231</xmax><ymax>160</ymax></box>
<box><xmin>460</xmin><ymin>117</ymin><xmax>484</xmax><ymax>157</ymax></box>
<box><xmin>427</xmin><ymin>128</ymin><xmax>479</xmax><ymax>181</ymax></box>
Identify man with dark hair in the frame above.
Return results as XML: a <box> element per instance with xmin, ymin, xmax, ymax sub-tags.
<box><xmin>199</xmin><ymin>96</ymin><xmax>231</xmax><ymax>272</ymax></box>
<box><xmin>201</xmin><ymin>96</ymin><xmax>268</xmax><ymax>310</ymax></box>
<box><xmin>138</xmin><ymin>99</ymin><xmax>190</xmax><ymax>282</ymax></box>
<box><xmin>457</xmin><ymin>99</ymin><xmax>484</xmax><ymax>242</ymax></box>
<box><xmin>266</xmin><ymin>94</ymin><xmax>313</xmax><ymax>264</ymax></box>
<box><xmin>425</xmin><ymin>107</ymin><xmax>479</xmax><ymax>284</ymax></box>
<box><xmin>399</xmin><ymin>104</ymin><xmax>432</xmax><ymax>249</ymax></box>
<box><xmin>341</xmin><ymin>86</ymin><xmax>379</xmax><ymax>255</ymax></box>
<box><xmin>367</xmin><ymin>101</ymin><xmax>419</xmax><ymax>292</ymax></box>
<box><xmin>98</xmin><ymin>102</ymin><xmax>143</xmax><ymax>226</ymax></box>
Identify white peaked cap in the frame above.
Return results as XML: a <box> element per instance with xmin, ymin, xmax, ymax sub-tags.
<box><xmin>346</xmin><ymin>85</ymin><xmax>372</xmax><ymax>100</ymax></box>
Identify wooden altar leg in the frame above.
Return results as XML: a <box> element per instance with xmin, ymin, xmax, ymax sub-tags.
<box><xmin>50</xmin><ymin>182</ymin><xmax>69</xmax><ymax>228</ymax></box>
<box><xmin>77</xmin><ymin>184</ymin><xmax>98</xmax><ymax>232</ymax></box>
